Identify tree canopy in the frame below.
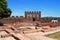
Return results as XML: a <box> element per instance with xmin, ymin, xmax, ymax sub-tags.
<box><xmin>0</xmin><ymin>0</ymin><xmax>12</xmax><ymax>18</ymax></box>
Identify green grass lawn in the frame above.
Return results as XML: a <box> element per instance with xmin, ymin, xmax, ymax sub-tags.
<box><xmin>47</xmin><ymin>31</ymin><xmax>60</xmax><ymax>39</ymax></box>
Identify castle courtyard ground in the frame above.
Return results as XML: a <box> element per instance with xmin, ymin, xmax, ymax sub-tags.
<box><xmin>0</xmin><ymin>22</ymin><xmax>60</xmax><ymax>40</ymax></box>
<box><xmin>25</xmin><ymin>27</ymin><xmax>60</xmax><ymax>40</ymax></box>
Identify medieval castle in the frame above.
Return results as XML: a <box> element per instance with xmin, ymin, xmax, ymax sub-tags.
<box><xmin>0</xmin><ymin>11</ymin><xmax>60</xmax><ymax>25</ymax></box>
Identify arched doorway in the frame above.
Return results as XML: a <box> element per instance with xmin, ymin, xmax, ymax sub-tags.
<box><xmin>33</xmin><ymin>18</ymin><xmax>35</xmax><ymax>21</ymax></box>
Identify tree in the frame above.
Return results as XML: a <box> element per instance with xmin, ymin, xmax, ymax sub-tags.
<box><xmin>0</xmin><ymin>0</ymin><xmax>12</xmax><ymax>18</ymax></box>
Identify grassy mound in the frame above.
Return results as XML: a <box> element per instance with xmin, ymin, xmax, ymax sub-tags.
<box><xmin>47</xmin><ymin>31</ymin><xmax>60</xmax><ymax>39</ymax></box>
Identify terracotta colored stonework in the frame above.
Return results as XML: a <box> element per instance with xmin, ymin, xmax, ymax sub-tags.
<box><xmin>0</xmin><ymin>11</ymin><xmax>60</xmax><ymax>27</ymax></box>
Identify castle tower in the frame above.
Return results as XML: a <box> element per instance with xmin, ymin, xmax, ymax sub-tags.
<box><xmin>25</xmin><ymin>11</ymin><xmax>41</xmax><ymax>21</ymax></box>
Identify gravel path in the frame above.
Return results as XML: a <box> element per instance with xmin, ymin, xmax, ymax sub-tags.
<box><xmin>25</xmin><ymin>29</ymin><xmax>60</xmax><ymax>40</ymax></box>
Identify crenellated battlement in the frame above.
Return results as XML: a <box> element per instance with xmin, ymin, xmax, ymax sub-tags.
<box><xmin>25</xmin><ymin>11</ymin><xmax>41</xmax><ymax>21</ymax></box>
<box><xmin>8</xmin><ymin>16</ymin><xmax>24</xmax><ymax>18</ymax></box>
<box><xmin>25</xmin><ymin>11</ymin><xmax>41</xmax><ymax>14</ymax></box>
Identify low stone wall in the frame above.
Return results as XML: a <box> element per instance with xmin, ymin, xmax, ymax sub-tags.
<box><xmin>23</xmin><ymin>29</ymin><xmax>41</xmax><ymax>34</ymax></box>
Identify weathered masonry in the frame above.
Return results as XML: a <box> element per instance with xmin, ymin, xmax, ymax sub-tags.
<box><xmin>25</xmin><ymin>11</ymin><xmax>41</xmax><ymax>21</ymax></box>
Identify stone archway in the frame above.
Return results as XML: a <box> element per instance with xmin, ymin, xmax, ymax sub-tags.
<box><xmin>33</xmin><ymin>18</ymin><xmax>35</xmax><ymax>21</ymax></box>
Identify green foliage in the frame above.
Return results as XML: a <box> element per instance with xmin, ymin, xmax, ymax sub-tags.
<box><xmin>0</xmin><ymin>0</ymin><xmax>12</xmax><ymax>18</ymax></box>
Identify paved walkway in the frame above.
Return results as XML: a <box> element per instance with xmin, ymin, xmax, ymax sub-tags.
<box><xmin>25</xmin><ymin>29</ymin><xmax>60</xmax><ymax>40</ymax></box>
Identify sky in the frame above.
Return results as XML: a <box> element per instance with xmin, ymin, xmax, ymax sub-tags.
<box><xmin>7</xmin><ymin>0</ymin><xmax>60</xmax><ymax>17</ymax></box>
